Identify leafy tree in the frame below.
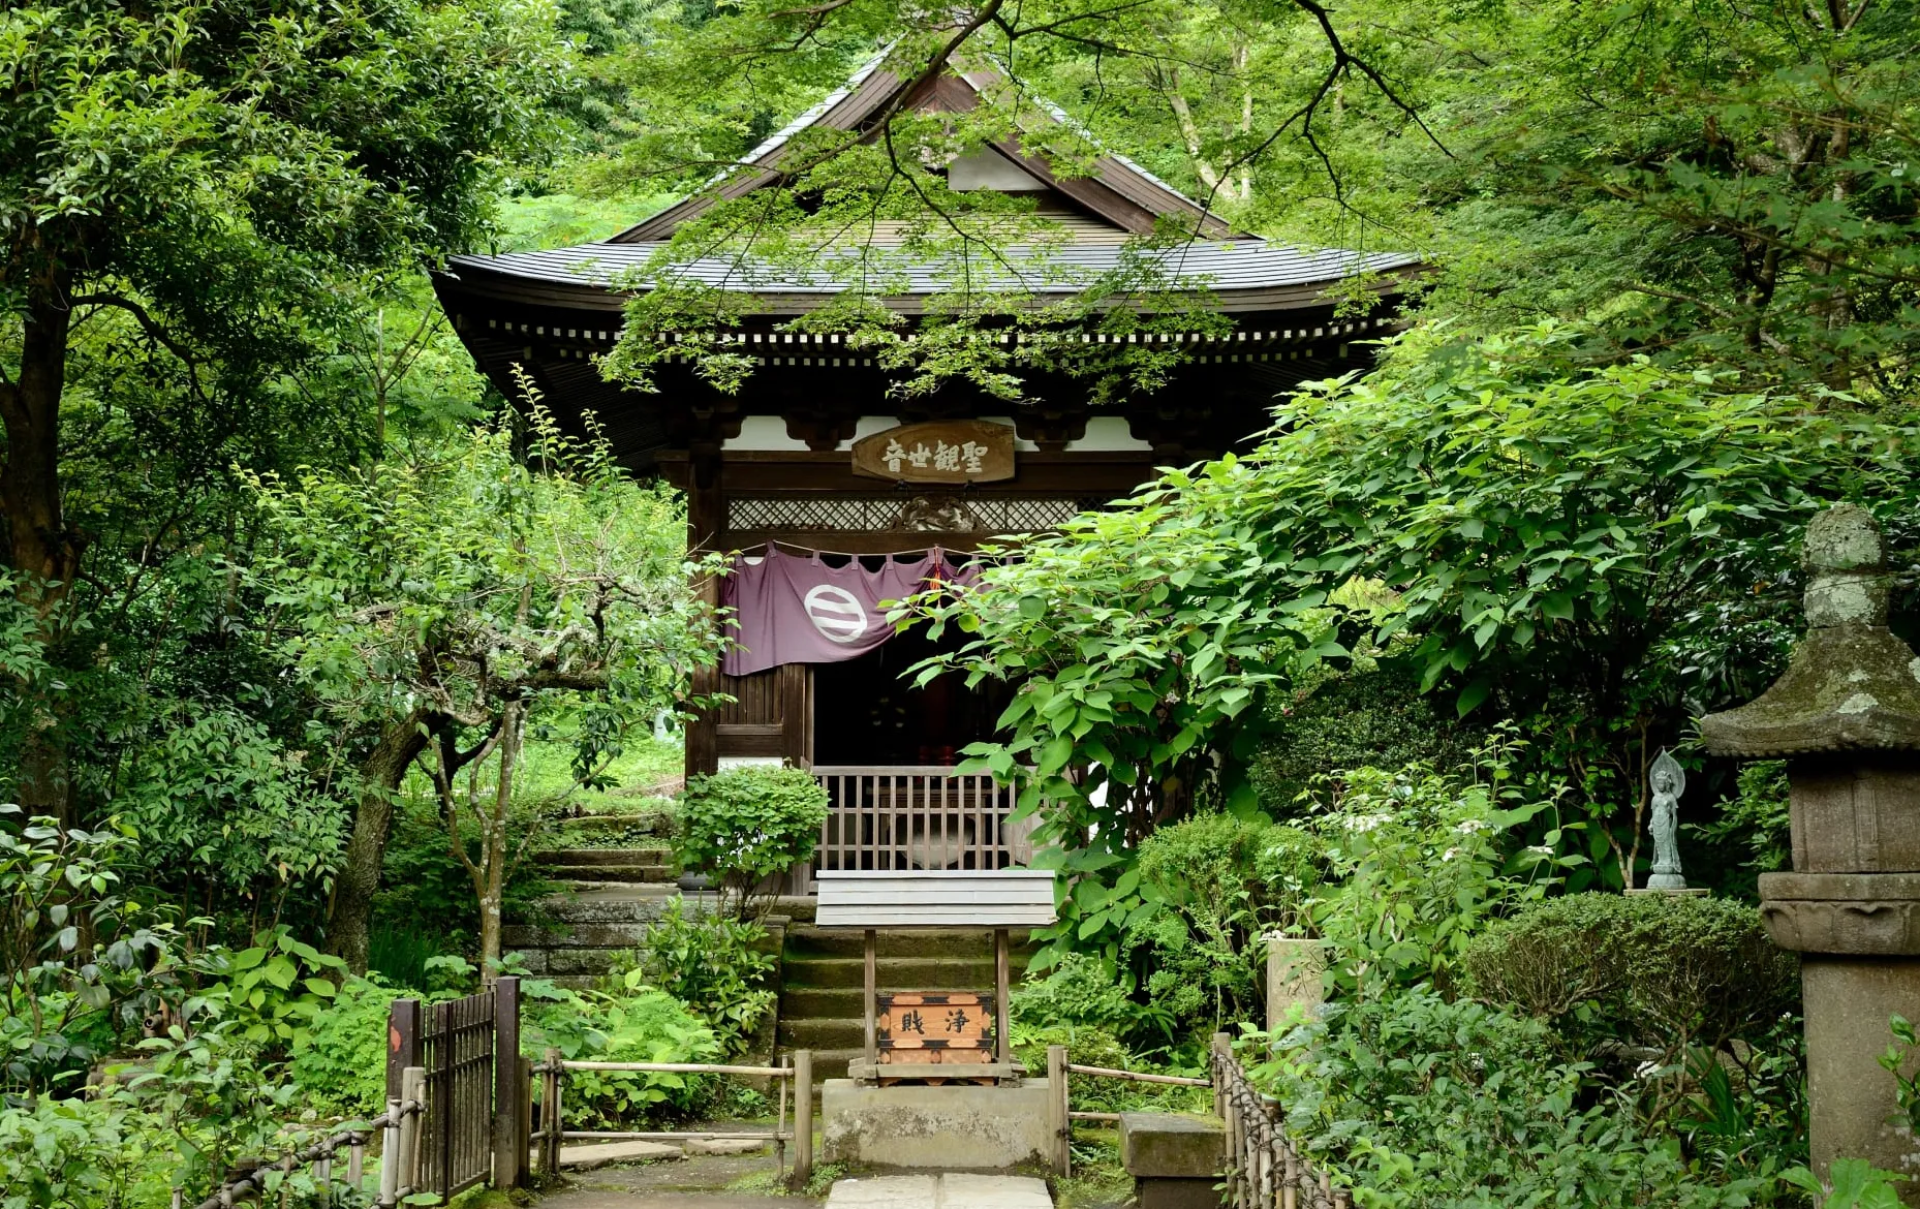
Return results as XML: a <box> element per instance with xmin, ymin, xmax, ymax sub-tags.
<box><xmin>1227</xmin><ymin>0</ymin><xmax>1920</xmax><ymax>393</ymax></box>
<box><xmin>0</xmin><ymin>0</ymin><xmax>568</xmax><ymax>823</ymax></box>
<box><xmin>914</xmin><ymin>331</ymin><xmax>1913</xmax><ymax>950</ymax></box>
<box><xmin>245</xmin><ymin>398</ymin><xmax>722</xmax><ymax>971</ymax></box>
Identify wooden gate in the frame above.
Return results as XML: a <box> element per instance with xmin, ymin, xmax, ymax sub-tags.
<box><xmin>422</xmin><ymin>992</ymin><xmax>497</xmax><ymax>1196</ymax></box>
<box><xmin>388</xmin><ymin>982</ymin><xmax>523</xmax><ymax>1200</ymax></box>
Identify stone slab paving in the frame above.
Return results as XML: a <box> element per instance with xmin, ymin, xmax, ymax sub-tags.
<box><xmin>825</xmin><ymin>1174</ymin><xmax>1052</xmax><ymax>1209</ymax></box>
<box><xmin>559</xmin><ymin>1140</ymin><xmax>685</xmax><ymax>1170</ymax></box>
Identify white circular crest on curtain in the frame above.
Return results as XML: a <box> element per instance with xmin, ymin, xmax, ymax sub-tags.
<box><xmin>803</xmin><ymin>584</ymin><xmax>869</xmax><ymax>643</ymax></box>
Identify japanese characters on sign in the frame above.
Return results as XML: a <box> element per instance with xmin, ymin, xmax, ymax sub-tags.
<box><xmin>851</xmin><ymin>420</ymin><xmax>1017</xmax><ymax>485</ymax></box>
<box><xmin>876</xmin><ymin>991</ymin><xmax>995</xmax><ymax>1065</ymax></box>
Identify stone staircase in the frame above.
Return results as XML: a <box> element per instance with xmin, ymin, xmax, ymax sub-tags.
<box><xmin>505</xmin><ymin>813</ymin><xmax>684</xmax><ymax>986</ymax></box>
<box><xmin>535</xmin><ymin>844</ymin><xmax>676</xmax><ymax>884</ymax></box>
<box><xmin>777</xmin><ymin>926</ymin><xmax>1036</xmax><ymax>1080</ymax></box>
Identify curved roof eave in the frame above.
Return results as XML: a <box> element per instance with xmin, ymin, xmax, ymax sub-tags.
<box><xmin>439</xmin><ymin>239</ymin><xmax>1423</xmax><ymax>318</ymax></box>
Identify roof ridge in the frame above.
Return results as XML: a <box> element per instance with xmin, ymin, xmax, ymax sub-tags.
<box><xmin>611</xmin><ymin>33</ymin><xmax>1234</xmax><ymax>243</ymax></box>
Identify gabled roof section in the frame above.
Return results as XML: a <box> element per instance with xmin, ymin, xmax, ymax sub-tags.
<box><xmin>613</xmin><ymin>47</ymin><xmax>1235</xmax><ymax>243</ymax></box>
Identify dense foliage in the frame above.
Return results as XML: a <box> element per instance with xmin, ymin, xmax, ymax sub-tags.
<box><xmin>629</xmin><ymin>895</ymin><xmax>780</xmax><ymax>1053</ymax></box>
<box><xmin>917</xmin><ymin>341</ymin><xmax>1911</xmax><ymax>963</ymax></box>
<box><xmin>1465</xmin><ymin>894</ymin><xmax>1801</xmax><ymax>1072</ymax></box>
<box><xmin>246</xmin><ymin>400</ymin><xmax>717</xmax><ymax>968</ymax></box>
<box><xmin>1257</xmin><ymin>990</ymin><xmax>1771</xmax><ymax>1209</ymax></box>
<box><xmin>677</xmin><ymin>766</ymin><xmax>829</xmax><ymax>917</ymax></box>
<box><xmin>7</xmin><ymin>0</ymin><xmax>1917</xmax><ymax>1198</ymax></box>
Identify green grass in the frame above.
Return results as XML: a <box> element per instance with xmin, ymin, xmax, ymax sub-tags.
<box><xmin>515</xmin><ymin>733</ymin><xmax>683</xmax><ymax>815</ymax></box>
<box><xmin>367</xmin><ymin>921</ymin><xmax>456</xmax><ymax>988</ymax></box>
<box><xmin>1055</xmin><ymin>1128</ymin><xmax>1134</xmax><ymax>1209</ymax></box>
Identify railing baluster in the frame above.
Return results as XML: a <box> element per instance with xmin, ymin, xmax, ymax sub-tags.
<box><xmin>808</xmin><ymin>765</ymin><xmax>1039</xmax><ymax>877</ymax></box>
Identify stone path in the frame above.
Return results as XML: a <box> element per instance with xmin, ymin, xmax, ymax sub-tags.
<box><xmin>825</xmin><ymin>1174</ymin><xmax>1052</xmax><ymax>1209</ymax></box>
<box><xmin>534</xmin><ymin>1145</ymin><xmax>806</xmax><ymax>1209</ymax></box>
<box><xmin>558</xmin><ymin>1137</ymin><xmax>771</xmax><ymax>1169</ymax></box>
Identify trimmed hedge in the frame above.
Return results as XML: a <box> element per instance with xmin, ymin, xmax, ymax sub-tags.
<box><xmin>1462</xmin><ymin>892</ymin><xmax>1798</xmax><ymax>1060</ymax></box>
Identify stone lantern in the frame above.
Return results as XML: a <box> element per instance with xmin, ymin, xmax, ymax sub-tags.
<box><xmin>1701</xmin><ymin>504</ymin><xmax>1920</xmax><ymax>1193</ymax></box>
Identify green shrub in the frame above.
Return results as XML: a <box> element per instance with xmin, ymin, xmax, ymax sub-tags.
<box><xmin>1012</xmin><ymin>952</ymin><xmax>1150</xmax><ymax>1039</ymax></box>
<box><xmin>523</xmin><ymin>977</ymin><xmax>720</xmax><ymax>1127</ymax></box>
<box><xmin>0</xmin><ymin>1094</ymin><xmax>152</xmax><ymax>1208</ymax></box>
<box><xmin>1010</xmin><ymin>1023</ymin><xmax>1208</xmax><ymax>1115</ymax></box>
<box><xmin>677</xmin><ymin>766</ymin><xmax>827</xmax><ymax>917</ymax></box>
<box><xmin>1126</xmin><ymin>813</ymin><xmax>1290</xmax><ymax>1036</ymax></box>
<box><xmin>1249</xmin><ymin>660</ymin><xmax>1476</xmax><ymax>812</ymax></box>
<box><xmin>1462</xmin><ymin>892</ymin><xmax>1800</xmax><ymax>1065</ymax></box>
<box><xmin>195</xmin><ymin>926</ymin><xmax>346</xmax><ymax>1053</ymax></box>
<box><xmin>1115</xmin><ymin>814</ymin><xmax>1326</xmax><ymax>1042</ymax></box>
<box><xmin>624</xmin><ymin>896</ymin><xmax>777</xmax><ymax>1055</ymax></box>
<box><xmin>287</xmin><ymin>977</ymin><xmax>406</xmax><ymax>1117</ymax></box>
<box><xmin>1254</xmin><ymin>988</ymin><xmax>1765</xmax><ymax>1208</ymax></box>
<box><xmin>1306</xmin><ymin>752</ymin><xmax>1559</xmax><ymax>997</ymax></box>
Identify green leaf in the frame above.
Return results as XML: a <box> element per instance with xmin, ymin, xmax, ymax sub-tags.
<box><xmin>1456</xmin><ymin>680</ymin><xmax>1492</xmax><ymax>718</ymax></box>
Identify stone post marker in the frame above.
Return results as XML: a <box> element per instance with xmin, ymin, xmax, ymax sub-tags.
<box><xmin>1701</xmin><ymin>504</ymin><xmax>1920</xmax><ymax>1194</ymax></box>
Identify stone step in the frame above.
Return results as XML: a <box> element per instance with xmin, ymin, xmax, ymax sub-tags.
<box><xmin>536</xmin><ymin>847</ymin><xmax>674</xmax><ymax>867</ymax></box>
<box><xmin>502</xmin><ymin>922</ymin><xmax>652</xmax><ymax>949</ymax></box>
<box><xmin>549</xmin><ymin>864</ymin><xmax>677</xmax><ymax>883</ymax></box>
<box><xmin>784</xmin><ymin>926</ymin><xmax>1037</xmax><ymax>960</ymax></box>
<box><xmin>519</xmin><ymin>947</ymin><xmax>635</xmax><ymax>977</ymax></box>
<box><xmin>551</xmin><ymin>812</ymin><xmax>672</xmax><ymax>835</ymax></box>
<box><xmin>778</xmin><ymin>985</ymin><xmax>867</xmax><ymax>1017</ymax></box>
<box><xmin>781</xmin><ymin>956</ymin><xmax>1008</xmax><ymax>990</ymax></box>
<box><xmin>795</xmin><ymin>1047</ymin><xmax>865</xmax><ymax>1081</ymax></box>
<box><xmin>825</xmin><ymin>1174</ymin><xmax>1051</xmax><ymax>1209</ymax></box>
<box><xmin>513</xmin><ymin>885</ymin><xmax>694</xmax><ymax>925</ymax></box>
<box><xmin>777</xmin><ymin>1017</ymin><xmax>865</xmax><ymax>1049</ymax></box>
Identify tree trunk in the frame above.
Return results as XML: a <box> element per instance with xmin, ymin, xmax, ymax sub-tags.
<box><xmin>327</xmin><ymin>707</ymin><xmax>432</xmax><ymax>973</ymax></box>
<box><xmin>478</xmin><ymin>703</ymin><xmax>524</xmax><ymax>979</ymax></box>
<box><xmin>2</xmin><ymin>268</ymin><xmax>83</xmax><ymax>827</ymax></box>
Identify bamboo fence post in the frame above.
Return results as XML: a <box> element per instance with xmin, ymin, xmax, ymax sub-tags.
<box><xmin>378</xmin><ymin>1096</ymin><xmax>402</xmax><ymax>1208</ymax></box>
<box><xmin>541</xmin><ymin>1049</ymin><xmax>562</xmax><ymax>1177</ymax></box>
<box><xmin>792</xmin><ymin>1049</ymin><xmax>814</xmax><ymax>1189</ymax></box>
<box><xmin>1047</xmin><ymin>1044</ymin><xmax>1070</xmax><ymax>1177</ymax></box>
<box><xmin>399</xmin><ymin>1067</ymin><xmax>426</xmax><ymax>1196</ymax></box>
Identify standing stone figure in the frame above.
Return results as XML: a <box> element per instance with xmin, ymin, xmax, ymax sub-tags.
<box><xmin>1646</xmin><ymin>748</ymin><xmax>1688</xmax><ymax>890</ymax></box>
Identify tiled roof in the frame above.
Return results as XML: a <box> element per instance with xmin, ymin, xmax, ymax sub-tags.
<box><xmin>448</xmin><ymin>238</ymin><xmax>1418</xmax><ymax>298</ymax></box>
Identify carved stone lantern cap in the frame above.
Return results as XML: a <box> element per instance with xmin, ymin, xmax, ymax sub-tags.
<box><xmin>1701</xmin><ymin>504</ymin><xmax>1920</xmax><ymax>758</ymax></box>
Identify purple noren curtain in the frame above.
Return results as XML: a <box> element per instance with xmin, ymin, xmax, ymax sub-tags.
<box><xmin>719</xmin><ymin>546</ymin><xmax>979</xmax><ymax>677</ymax></box>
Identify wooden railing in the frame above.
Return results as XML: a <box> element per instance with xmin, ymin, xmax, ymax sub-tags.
<box><xmin>536</xmin><ymin>1051</ymin><xmax>814</xmax><ymax>1188</ymax></box>
<box><xmin>1043</xmin><ymin>1046</ymin><xmax>1213</xmax><ymax>1175</ymax></box>
<box><xmin>1211</xmin><ymin>1032</ymin><xmax>1348</xmax><ymax>1209</ymax></box>
<box><xmin>188</xmin><ymin>1109</ymin><xmax>409</xmax><ymax>1209</ymax></box>
<box><xmin>803</xmin><ymin>766</ymin><xmax>1034</xmax><ymax>892</ymax></box>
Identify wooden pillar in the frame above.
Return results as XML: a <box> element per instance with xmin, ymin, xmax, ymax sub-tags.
<box><xmin>387</xmin><ymin>999</ymin><xmax>420</xmax><ymax>1103</ymax></box>
<box><xmin>686</xmin><ymin>453</ymin><xmax>724</xmax><ymax>777</ymax></box>
<box><xmin>781</xmin><ymin>662</ymin><xmax>812</xmax><ymax>767</ymax></box>
<box><xmin>793</xmin><ymin>1049</ymin><xmax>814</xmax><ymax>1189</ymax></box>
<box><xmin>540</xmin><ymin>1048</ymin><xmax>562</xmax><ymax>1177</ymax></box>
<box><xmin>1047</xmin><ymin>1043</ymin><xmax>1070</xmax><ymax>1177</ymax></box>
<box><xmin>862</xmin><ymin>928</ymin><xmax>878</xmax><ymax>1069</ymax></box>
<box><xmin>492</xmin><ymin>976</ymin><xmax>521</xmax><ymax>1187</ymax></box>
<box><xmin>994</xmin><ymin>928</ymin><xmax>1011</xmax><ymax>1065</ymax></box>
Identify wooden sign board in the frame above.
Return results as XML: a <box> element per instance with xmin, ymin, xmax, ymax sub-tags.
<box><xmin>852</xmin><ymin>421</ymin><xmax>1016</xmax><ymax>484</ymax></box>
<box><xmin>876</xmin><ymin>992</ymin><xmax>996</xmax><ymax>1084</ymax></box>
